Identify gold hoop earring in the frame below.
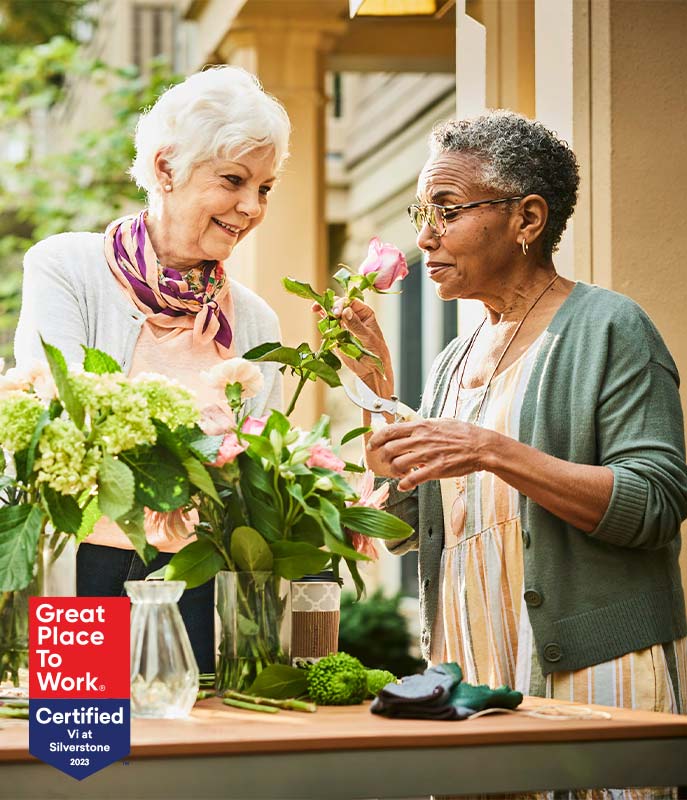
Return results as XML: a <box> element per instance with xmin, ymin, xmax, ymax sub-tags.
<box><xmin>521</xmin><ymin>239</ymin><xmax>529</xmax><ymax>256</ymax></box>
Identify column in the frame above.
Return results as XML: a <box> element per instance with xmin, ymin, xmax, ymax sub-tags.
<box><xmin>217</xmin><ymin>18</ymin><xmax>345</xmax><ymax>428</ymax></box>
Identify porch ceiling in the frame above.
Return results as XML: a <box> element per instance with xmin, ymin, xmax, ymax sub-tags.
<box><xmin>226</xmin><ymin>0</ymin><xmax>456</xmax><ymax>72</ymax></box>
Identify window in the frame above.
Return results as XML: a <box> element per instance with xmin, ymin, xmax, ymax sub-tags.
<box><xmin>132</xmin><ymin>4</ymin><xmax>176</xmax><ymax>71</ymax></box>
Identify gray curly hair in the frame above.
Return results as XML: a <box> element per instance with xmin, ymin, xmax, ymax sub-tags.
<box><xmin>429</xmin><ymin>110</ymin><xmax>579</xmax><ymax>258</ymax></box>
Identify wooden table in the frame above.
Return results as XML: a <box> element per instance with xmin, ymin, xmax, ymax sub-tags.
<box><xmin>1</xmin><ymin>696</ymin><xmax>686</xmax><ymax>799</ymax></box>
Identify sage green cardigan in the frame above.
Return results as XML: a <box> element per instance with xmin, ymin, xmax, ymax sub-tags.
<box><xmin>385</xmin><ymin>282</ymin><xmax>687</xmax><ymax>673</ymax></box>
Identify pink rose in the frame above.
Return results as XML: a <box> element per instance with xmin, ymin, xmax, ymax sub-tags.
<box><xmin>358</xmin><ymin>237</ymin><xmax>409</xmax><ymax>291</ymax></box>
<box><xmin>212</xmin><ymin>433</ymin><xmax>246</xmax><ymax>466</ymax></box>
<box><xmin>242</xmin><ymin>415</ymin><xmax>268</xmax><ymax>436</ymax></box>
<box><xmin>307</xmin><ymin>443</ymin><xmax>345</xmax><ymax>473</ymax></box>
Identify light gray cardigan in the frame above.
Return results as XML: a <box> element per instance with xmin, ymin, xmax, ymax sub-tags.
<box><xmin>14</xmin><ymin>232</ymin><xmax>282</xmax><ymax>417</ymax></box>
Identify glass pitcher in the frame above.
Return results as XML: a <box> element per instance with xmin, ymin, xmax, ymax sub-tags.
<box><xmin>125</xmin><ymin>580</ymin><xmax>199</xmax><ymax>719</ymax></box>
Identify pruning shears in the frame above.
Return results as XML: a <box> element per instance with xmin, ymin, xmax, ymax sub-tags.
<box><xmin>343</xmin><ymin>376</ymin><xmax>401</xmax><ymax>427</ymax></box>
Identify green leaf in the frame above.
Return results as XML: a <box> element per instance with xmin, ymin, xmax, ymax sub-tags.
<box><xmin>40</xmin><ymin>337</ymin><xmax>84</xmax><ymax>428</ymax></box>
<box><xmin>76</xmin><ymin>497</ymin><xmax>101</xmax><ymax>542</ymax></box>
<box><xmin>81</xmin><ymin>346</ymin><xmax>122</xmax><ymax>374</ymax></box>
<box><xmin>318</xmin><ymin>496</ymin><xmax>342</xmax><ymax>538</ymax></box>
<box><xmin>321</xmin><ymin>351</ymin><xmax>342</xmax><ymax>371</ymax></box>
<box><xmin>230</xmin><ymin>526</ymin><xmax>274</xmax><ymax>572</ymax></box>
<box><xmin>0</xmin><ymin>504</ymin><xmax>45</xmax><ymax>591</ymax></box>
<box><xmin>97</xmin><ymin>454</ymin><xmax>135</xmax><ymax>521</ymax></box>
<box><xmin>116</xmin><ymin>506</ymin><xmax>158</xmax><ymax>565</ymax></box>
<box><xmin>41</xmin><ymin>488</ymin><xmax>82</xmax><ymax>534</ymax></box>
<box><xmin>332</xmin><ymin>267</ymin><xmax>352</xmax><ymax>288</ymax></box>
<box><xmin>183</xmin><ymin>457</ymin><xmax>221</xmax><ymax>505</ymax></box>
<box><xmin>300</xmin><ymin>415</ymin><xmax>331</xmax><ymax>448</ymax></box>
<box><xmin>344</xmin><ymin>461</ymin><xmax>366</xmax><ymax>474</ymax></box>
<box><xmin>300</xmin><ymin>359</ymin><xmax>342</xmax><ymax>388</ymax></box>
<box><xmin>125</xmin><ymin>446</ymin><xmax>190</xmax><ymax>512</ymax></box>
<box><xmin>324</xmin><ymin>527</ymin><xmax>369</xmax><ymax>561</ymax></box>
<box><xmin>165</xmin><ymin>537</ymin><xmax>226</xmax><ymax>589</ymax></box>
<box><xmin>186</xmin><ymin>431</ymin><xmax>223</xmax><ymax>463</ymax></box>
<box><xmin>345</xmin><ymin>557</ymin><xmax>366</xmax><ymax>600</ymax></box>
<box><xmin>341</xmin><ymin>426</ymin><xmax>372</xmax><ymax>446</ymax></box>
<box><xmin>290</xmin><ymin>514</ymin><xmax>325</xmax><ymax>547</ymax></box>
<box><xmin>270</xmin><ymin>541</ymin><xmax>330</xmax><ymax>580</ymax></box>
<box><xmin>238</xmin><ymin>614</ymin><xmax>260</xmax><ymax>636</ymax></box>
<box><xmin>246</xmin><ymin>664</ymin><xmax>308</xmax><ymax>699</ymax></box>
<box><xmin>243</xmin><ymin>342</ymin><xmax>302</xmax><ymax>368</ymax></box>
<box><xmin>25</xmin><ymin>408</ymin><xmax>51</xmax><ymax>478</ymax></box>
<box><xmin>241</xmin><ymin>432</ymin><xmax>277</xmax><ymax>464</ymax></box>
<box><xmin>340</xmin><ymin>506</ymin><xmax>414</xmax><ymax>540</ymax></box>
<box><xmin>282</xmin><ymin>277</ymin><xmax>323</xmax><ymax>304</ymax></box>
<box><xmin>262</xmin><ymin>410</ymin><xmax>290</xmax><ymax>439</ymax></box>
<box><xmin>239</xmin><ymin>453</ymin><xmax>273</xmax><ymax>495</ymax></box>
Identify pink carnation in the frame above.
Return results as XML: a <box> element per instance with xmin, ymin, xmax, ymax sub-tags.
<box><xmin>212</xmin><ymin>433</ymin><xmax>246</xmax><ymax>466</ymax></box>
<box><xmin>242</xmin><ymin>415</ymin><xmax>268</xmax><ymax>435</ymax></box>
<box><xmin>307</xmin><ymin>443</ymin><xmax>345</xmax><ymax>473</ymax></box>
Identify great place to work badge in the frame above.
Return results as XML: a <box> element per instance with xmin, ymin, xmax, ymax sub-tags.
<box><xmin>28</xmin><ymin>597</ymin><xmax>131</xmax><ymax>780</ymax></box>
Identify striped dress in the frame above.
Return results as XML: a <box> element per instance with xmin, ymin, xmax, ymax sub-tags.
<box><xmin>431</xmin><ymin>334</ymin><xmax>687</xmax><ymax>800</ymax></box>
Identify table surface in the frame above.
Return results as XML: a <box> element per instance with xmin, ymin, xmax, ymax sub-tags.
<box><xmin>2</xmin><ymin>695</ymin><xmax>687</xmax><ymax>761</ymax></box>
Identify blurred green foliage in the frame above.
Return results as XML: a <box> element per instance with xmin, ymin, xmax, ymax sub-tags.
<box><xmin>338</xmin><ymin>590</ymin><xmax>424</xmax><ymax>678</ymax></box>
<box><xmin>0</xmin><ymin>0</ymin><xmax>90</xmax><ymax>46</ymax></box>
<box><xmin>0</xmin><ymin>29</ymin><xmax>182</xmax><ymax>361</ymax></box>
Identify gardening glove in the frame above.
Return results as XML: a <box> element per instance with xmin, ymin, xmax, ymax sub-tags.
<box><xmin>370</xmin><ymin>662</ymin><xmax>462</xmax><ymax>720</ymax></box>
<box><xmin>370</xmin><ymin>662</ymin><xmax>523</xmax><ymax>721</ymax></box>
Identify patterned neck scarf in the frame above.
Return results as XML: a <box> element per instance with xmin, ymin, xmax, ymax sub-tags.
<box><xmin>104</xmin><ymin>211</ymin><xmax>233</xmax><ymax>354</ymax></box>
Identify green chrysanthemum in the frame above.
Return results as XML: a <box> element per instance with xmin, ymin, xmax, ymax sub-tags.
<box><xmin>0</xmin><ymin>393</ymin><xmax>45</xmax><ymax>453</ymax></box>
<box><xmin>34</xmin><ymin>419</ymin><xmax>101</xmax><ymax>495</ymax></box>
<box><xmin>306</xmin><ymin>652</ymin><xmax>368</xmax><ymax>706</ymax></box>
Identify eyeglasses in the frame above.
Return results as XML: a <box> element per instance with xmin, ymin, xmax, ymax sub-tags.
<box><xmin>407</xmin><ymin>196</ymin><xmax>524</xmax><ymax>237</ymax></box>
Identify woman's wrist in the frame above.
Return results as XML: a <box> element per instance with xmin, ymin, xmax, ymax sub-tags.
<box><xmin>474</xmin><ymin>427</ymin><xmax>502</xmax><ymax>473</ymax></box>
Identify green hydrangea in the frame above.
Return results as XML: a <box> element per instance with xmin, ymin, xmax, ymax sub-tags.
<box><xmin>70</xmin><ymin>374</ymin><xmax>157</xmax><ymax>454</ymax></box>
<box><xmin>306</xmin><ymin>652</ymin><xmax>368</xmax><ymax>706</ymax></box>
<box><xmin>132</xmin><ymin>375</ymin><xmax>198</xmax><ymax>429</ymax></box>
<box><xmin>0</xmin><ymin>393</ymin><xmax>45</xmax><ymax>452</ymax></box>
<box><xmin>34</xmin><ymin>419</ymin><xmax>101</xmax><ymax>495</ymax></box>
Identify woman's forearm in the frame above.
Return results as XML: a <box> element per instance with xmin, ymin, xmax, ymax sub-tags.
<box><xmin>480</xmin><ymin>430</ymin><xmax>614</xmax><ymax>533</ymax></box>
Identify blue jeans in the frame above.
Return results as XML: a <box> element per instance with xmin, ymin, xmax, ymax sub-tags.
<box><xmin>76</xmin><ymin>543</ymin><xmax>215</xmax><ymax>673</ymax></box>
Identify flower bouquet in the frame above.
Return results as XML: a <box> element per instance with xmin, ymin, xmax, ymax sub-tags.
<box><xmin>163</xmin><ymin>237</ymin><xmax>413</xmax><ymax>692</ymax></box>
<box><xmin>164</xmin><ymin>356</ymin><xmax>412</xmax><ymax>692</ymax></box>
<box><xmin>0</xmin><ymin>342</ymin><xmax>218</xmax><ymax>686</ymax></box>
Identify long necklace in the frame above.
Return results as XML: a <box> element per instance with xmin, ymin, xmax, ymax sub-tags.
<box><xmin>446</xmin><ymin>272</ymin><xmax>560</xmax><ymax>423</ymax></box>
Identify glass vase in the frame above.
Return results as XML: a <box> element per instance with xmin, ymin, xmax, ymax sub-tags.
<box><xmin>0</xmin><ymin>529</ymin><xmax>75</xmax><ymax>697</ymax></box>
<box><xmin>125</xmin><ymin>580</ymin><xmax>199</xmax><ymax>719</ymax></box>
<box><xmin>215</xmin><ymin>571</ymin><xmax>291</xmax><ymax>694</ymax></box>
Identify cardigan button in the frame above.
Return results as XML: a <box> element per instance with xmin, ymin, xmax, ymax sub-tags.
<box><xmin>427</xmin><ymin>526</ymin><xmax>433</xmax><ymax>538</ymax></box>
<box><xmin>423</xmin><ymin>578</ymin><xmax>430</xmax><ymax>590</ymax></box>
<box><xmin>521</xmin><ymin>528</ymin><xmax>531</xmax><ymax>548</ymax></box>
<box><xmin>543</xmin><ymin>643</ymin><xmax>562</xmax><ymax>662</ymax></box>
<box><xmin>523</xmin><ymin>589</ymin><xmax>542</xmax><ymax>607</ymax></box>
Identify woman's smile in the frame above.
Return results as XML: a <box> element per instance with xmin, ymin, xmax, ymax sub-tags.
<box><xmin>211</xmin><ymin>217</ymin><xmax>242</xmax><ymax>238</ymax></box>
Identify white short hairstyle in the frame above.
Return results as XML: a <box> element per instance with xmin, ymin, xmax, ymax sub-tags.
<box><xmin>130</xmin><ymin>66</ymin><xmax>291</xmax><ymax>207</ymax></box>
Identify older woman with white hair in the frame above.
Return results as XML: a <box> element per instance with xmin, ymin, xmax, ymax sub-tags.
<box><xmin>14</xmin><ymin>66</ymin><xmax>291</xmax><ymax>672</ymax></box>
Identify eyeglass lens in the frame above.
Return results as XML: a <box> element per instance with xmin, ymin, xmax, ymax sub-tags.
<box><xmin>410</xmin><ymin>205</ymin><xmax>442</xmax><ymax>235</ymax></box>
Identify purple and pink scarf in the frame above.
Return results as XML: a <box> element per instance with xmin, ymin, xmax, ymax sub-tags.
<box><xmin>104</xmin><ymin>211</ymin><xmax>233</xmax><ymax>355</ymax></box>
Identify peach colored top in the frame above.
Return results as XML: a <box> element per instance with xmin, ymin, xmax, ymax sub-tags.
<box><xmin>85</xmin><ymin>293</ymin><xmax>235</xmax><ymax>553</ymax></box>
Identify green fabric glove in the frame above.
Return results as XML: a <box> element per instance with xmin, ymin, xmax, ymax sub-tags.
<box><xmin>370</xmin><ymin>662</ymin><xmax>523</xmax><ymax>721</ymax></box>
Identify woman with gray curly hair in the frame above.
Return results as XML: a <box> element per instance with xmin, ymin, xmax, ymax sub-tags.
<box><xmin>335</xmin><ymin>111</ymin><xmax>687</xmax><ymax>739</ymax></box>
<box><xmin>15</xmin><ymin>66</ymin><xmax>291</xmax><ymax>672</ymax></box>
